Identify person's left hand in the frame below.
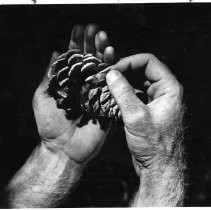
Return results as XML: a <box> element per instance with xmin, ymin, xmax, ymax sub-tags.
<box><xmin>33</xmin><ymin>24</ymin><xmax>117</xmax><ymax>165</ymax></box>
<box><xmin>106</xmin><ymin>54</ymin><xmax>184</xmax><ymax>175</ymax></box>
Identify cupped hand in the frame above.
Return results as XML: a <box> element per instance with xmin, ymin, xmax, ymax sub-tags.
<box><xmin>33</xmin><ymin>24</ymin><xmax>116</xmax><ymax>165</ymax></box>
<box><xmin>106</xmin><ymin>54</ymin><xmax>184</xmax><ymax>175</ymax></box>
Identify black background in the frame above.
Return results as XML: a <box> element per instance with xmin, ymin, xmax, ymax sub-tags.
<box><xmin>0</xmin><ymin>3</ymin><xmax>211</xmax><ymax>207</ymax></box>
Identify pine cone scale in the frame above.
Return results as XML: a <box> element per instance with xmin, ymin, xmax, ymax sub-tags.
<box><xmin>47</xmin><ymin>49</ymin><xmax>121</xmax><ymax>120</ymax></box>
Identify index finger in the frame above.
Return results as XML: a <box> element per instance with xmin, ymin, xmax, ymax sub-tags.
<box><xmin>84</xmin><ymin>23</ymin><xmax>99</xmax><ymax>54</ymax></box>
<box><xmin>111</xmin><ymin>53</ymin><xmax>173</xmax><ymax>83</ymax></box>
<box><xmin>69</xmin><ymin>25</ymin><xmax>85</xmax><ymax>51</ymax></box>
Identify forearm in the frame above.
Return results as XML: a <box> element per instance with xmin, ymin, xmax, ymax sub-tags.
<box><xmin>131</xmin><ymin>126</ymin><xmax>186</xmax><ymax>206</ymax></box>
<box><xmin>2</xmin><ymin>142</ymin><xmax>83</xmax><ymax>208</ymax></box>
<box><xmin>132</xmin><ymin>157</ymin><xmax>185</xmax><ymax>206</ymax></box>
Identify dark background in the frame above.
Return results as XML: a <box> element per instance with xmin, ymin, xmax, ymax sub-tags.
<box><xmin>0</xmin><ymin>3</ymin><xmax>211</xmax><ymax>207</ymax></box>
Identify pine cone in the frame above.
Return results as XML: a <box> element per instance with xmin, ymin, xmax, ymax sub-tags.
<box><xmin>47</xmin><ymin>49</ymin><xmax>121</xmax><ymax>120</ymax></box>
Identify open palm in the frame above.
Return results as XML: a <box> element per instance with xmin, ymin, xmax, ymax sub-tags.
<box><xmin>33</xmin><ymin>24</ymin><xmax>116</xmax><ymax>164</ymax></box>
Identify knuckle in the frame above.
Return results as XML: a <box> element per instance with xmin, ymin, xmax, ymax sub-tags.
<box><xmin>118</xmin><ymin>84</ymin><xmax>133</xmax><ymax>98</ymax></box>
<box><xmin>147</xmin><ymin>54</ymin><xmax>161</xmax><ymax>66</ymax></box>
<box><xmin>124</xmin><ymin>105</ymin><xmax>149</xmax><ymax>125</ymax></box>
<box><xmin>112</xmin><ymin>81</ymin><xmax>133</xmax><ymax>100</ymax></box>
<box><xmin>146</xmin><ymin>53</ymin><xmax>156</xmax><ymax>60</ymax></box>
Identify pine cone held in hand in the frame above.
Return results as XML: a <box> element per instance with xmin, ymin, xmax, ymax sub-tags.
<box><xmin>47</xmin><ymin>49</ymin><xmax>121</xmax><ymax>120</ymax></box>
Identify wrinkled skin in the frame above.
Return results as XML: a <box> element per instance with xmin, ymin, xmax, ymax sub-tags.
<box><xmin>33</xmin><ymin>24</ymin><xmax>117</xmax><ymax>164</ymax></box>
<box><xmin>106</xmin><ymin>54</ymin><xmax>184</xmax><ymax>175</ymax></box>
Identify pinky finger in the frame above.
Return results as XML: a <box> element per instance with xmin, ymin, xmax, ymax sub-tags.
<box><xmin>104</xmin><ymin>46</ymin><xmax>117</xmax><ymax>65</ymax></box>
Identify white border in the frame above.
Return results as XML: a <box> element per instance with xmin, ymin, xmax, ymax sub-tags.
<box><xmin>191</xmin><ymin>0</ymin><xmax>211</xmax><ymax>1</ymax></box>
<box><xmin>0</xmin><ymin>0</ymin><xmax>194</xmax><ymax>5</ymax></box>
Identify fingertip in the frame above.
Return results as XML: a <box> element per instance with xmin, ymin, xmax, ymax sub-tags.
<box><xmin>95</xmin><ymin>31</ymin><xmax>109</xmax><ymax>52</ymax></box>
<box><xmin>104</xmin><ymin>46</ymin><xmax>115</xmax><ymax>55</ymax></box>
<box><xmin>98</xmin><ymin>31</ymin><xmax>108</xmax><ymax>40</ymax></box>
<box><xmin>104</xmin><ymin>46</ymin><xmax>116</xmax><ymax>65</ymax></box>
<box><xmin>106</xmin><ymin>69</ymin><xmax>122</xmax><ymax>86</ymax></box>
<box><xmin>85</xmin><ymin>23</ymin><xmax>99</xmax><ymax>38</ymax></box>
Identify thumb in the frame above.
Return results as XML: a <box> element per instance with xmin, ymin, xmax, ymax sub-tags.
<box><xmin>106</xmin><ymin>70</ymin><xmax>145</xmax><ymax>122</ymax></box>
<box><xmin>40</xmin><ymin>51</ymin><xmax>60</xmax><ymax>89</ymax></box>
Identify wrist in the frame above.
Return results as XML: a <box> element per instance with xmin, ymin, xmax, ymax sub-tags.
<box><xmin>40</xmin><ymin>141</ymin><xmax>84</xmax><ymax>172</ymax></box>
<box><xmin>134</xmin><ymin>132</ymin><xmax>184</xmax><ymax>176</ymax></box>
<box><xmin>140</xmin><ymin>154</ymin><xmax>180</xmax><ymax>176</ymax></box>
<box><xmin>6</xmin><ymin>142</ymin><xmax>84</xmax><ymax>208</ymax></box>
<box><xmin>133</xmin><ymin>150</ymin><xmax>167</xmax><ymax>176</ymax></box>
<box><xmin>133</xmin><ymin>154</ymin><xmax>185</xmax><ymax>207</ymax></box>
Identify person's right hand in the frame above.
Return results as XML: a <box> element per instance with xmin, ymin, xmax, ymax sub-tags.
<box><xmin>33</xmin><ymin>24</ymin><xmax>116</xmax><ymax>165</ymax></box>
<box><xmin>106</xmin><ymin>54</ymin><xmax>184</xmax><ymax>175</ymax></box>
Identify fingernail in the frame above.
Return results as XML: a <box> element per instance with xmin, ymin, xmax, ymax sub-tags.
<box><xmin>106</xmin><ymin>70</ymin><xmax>121</xmax><ymax>85</ymax></box>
